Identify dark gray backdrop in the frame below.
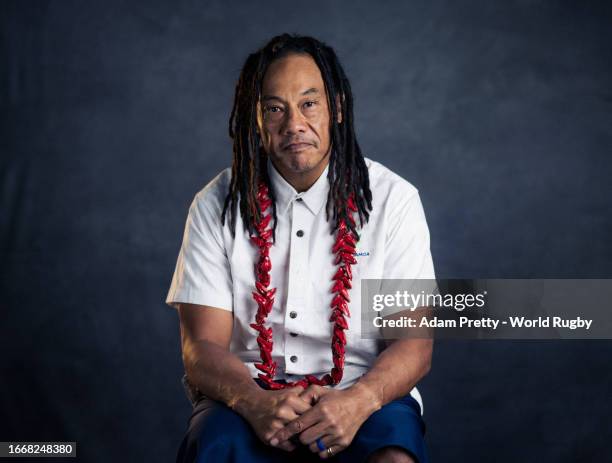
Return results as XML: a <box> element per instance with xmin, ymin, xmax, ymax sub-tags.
<box><xmin>2</xmin><ymin>1</ymin><xmax>611</xmax><ymax>461</ymax></box>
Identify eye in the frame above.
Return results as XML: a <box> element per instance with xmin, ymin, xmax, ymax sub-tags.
<box><xmin>264</xmin><ymin>105</ymin><xmax>282</xmax><ymax>113</ymax></box>
<box><xmin>303</xmin><ymin>100</ymin><xmax>318</xmax><ymax>109</ymax></box>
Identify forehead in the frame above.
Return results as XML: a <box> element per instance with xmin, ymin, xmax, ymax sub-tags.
<box><xmin>261</xmin><ymin>53</ymin><xmax>326</xmax><ymax>96</ymax></box>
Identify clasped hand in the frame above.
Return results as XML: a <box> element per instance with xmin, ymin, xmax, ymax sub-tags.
<box><xmin>246</xmin><ymin>384</ymin><xmax>373</xmax><ymax>458</ymax></box>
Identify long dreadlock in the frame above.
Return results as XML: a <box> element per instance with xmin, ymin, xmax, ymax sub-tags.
<box><xmin>221</xmin><ymin>33</ymin><xmax>373</xmax><ymax>242</ymax></box>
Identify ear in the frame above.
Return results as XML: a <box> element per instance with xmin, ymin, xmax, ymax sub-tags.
<box><xmin>334</xmin><ymin>93</ymin><xmax>343</xmax><ymax>124</ymax></box>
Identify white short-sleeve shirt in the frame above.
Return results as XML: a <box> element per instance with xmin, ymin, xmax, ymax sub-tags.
<box><xmin>166</xmin><ymin>156</ymin><xmax>435</xmax><ymax>411</ymax></box>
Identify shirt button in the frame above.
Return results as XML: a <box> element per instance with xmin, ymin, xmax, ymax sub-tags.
<box><xmin>296</xmin><ymin>230</ymin><xmax>304</xmax><ymax>237</ymax></box>
<box><xmin>296</xmin><ymin>197</ymin><xmax>303</xmax><ymax>202</ymax></box>
<box><xmin>290</xmin><ymin>355</ymin><xmax>298</xmax><ymax>363</ymax></box>
<box><xmin>289</xmin><ymin>311</ymin><xmax>297</xmax><ymax>319</ymax></box>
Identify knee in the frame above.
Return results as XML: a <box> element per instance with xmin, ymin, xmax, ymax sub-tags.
<box><xmin>180</xmin><ymin>402</ymin><xmax>256</xmax><ymax>462</ymax></box>
<box><xmin>366</xmin><ymin>445</ymin><xmax>416</xmax><ymax>463</ymax></box>
<box><xmin>195</xmin><ymin>405</ymin><xmax>254</xmax><ymax>449</ymax></box>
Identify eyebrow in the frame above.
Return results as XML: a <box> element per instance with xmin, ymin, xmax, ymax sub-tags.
<box><xmin>262</xmin><ymin>87</ymin><xmax>320</xmax><ymax>102</ymax></box>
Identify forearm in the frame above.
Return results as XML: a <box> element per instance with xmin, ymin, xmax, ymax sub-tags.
<box><xmin>182</xmin><ymin>339</ymin><xmax>264</xmax><ymax>417</ymax></box>
<box><xmin>350</xmin><ymin>337</ymin><xmax>433</xmax><ymax>411</ymax></box>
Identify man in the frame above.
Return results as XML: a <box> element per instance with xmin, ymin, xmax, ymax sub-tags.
<box><xmin>166</xmin><ymin>34</ymin><xmax>435</xmax><ymax>463</ymax></box>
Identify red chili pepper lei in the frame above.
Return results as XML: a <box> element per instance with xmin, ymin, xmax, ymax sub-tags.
<box><xmin>249</xmin><ymin>181</ymin><xmax>359</xmax><ymax>389</ymax></box>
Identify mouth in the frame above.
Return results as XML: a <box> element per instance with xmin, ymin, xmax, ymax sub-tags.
<box><xmin>283</xmin><ymin>142</ymin><xmax>312</xmax><ymax>153</ymax></box>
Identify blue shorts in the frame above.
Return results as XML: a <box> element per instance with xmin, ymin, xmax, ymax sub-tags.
<box><xmin>176</xmin><ymin>378</ymin><xmax>429</xmax><ymax>463</ymax></box>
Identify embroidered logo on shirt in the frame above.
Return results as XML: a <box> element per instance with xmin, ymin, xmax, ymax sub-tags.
<box><xmin>353</xmin><ymin>250</ymin><xmax>370</xmax><ymax>257</ymax></box>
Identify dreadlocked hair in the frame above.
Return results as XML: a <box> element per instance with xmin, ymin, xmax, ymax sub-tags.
<box><xmin>221</xmin><ymin>33</ymin><xmax>373</xmax><ymax>242</ymax></box>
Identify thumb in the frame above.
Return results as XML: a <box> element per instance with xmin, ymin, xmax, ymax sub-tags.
<box><xmin>299</xmin><ymin>385</ymin><xmax>325</xmax><ymax>405</ymax></box>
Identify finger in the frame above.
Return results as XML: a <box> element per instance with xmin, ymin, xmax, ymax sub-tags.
<box><xmin>263</xmin><ymin>419</ymin><xmax>286</xmax><ymax>444</ymax></box>
<box><xmin>287</xmin><ymin>394</ymin><xmax>312</xmax><ymax>415</ymax></box>
<box><xmin>318</xmin><ymin>443</ymin><xmax>341</xmax><ymax>459</ymax></box>
<box><xmin>300</xmin><ymin>384</ymin><xmax>320</xmax><ymax>403</ymax></box>
<box><xmin>299</xmin><ymin>421</ymin><xmax>332</xmax><ymax>446</ymax></box>
<box><xmin>268</xmin><ymin>435</ymin><xmax>300</xmax><ymax>452</ymax></box>
<box><xmin>308</xmin><ymin>434</ymin><xmax>341</xmax><ymax>458</ymax></box>
<box><xmin>276</xmin><ymin>440</ymin><xmax>296</xmax><ymax>452</ymax></box>
<box><xmin>268</xmin><ymin>436</ymin><xmax>295</xmax><ymax>452</ymax></box>
<box><xmin>286</xmin><ymin>385</ymin><xmax>305</xmax><ymax>396</ymax></box>
<box><xmin>298</xmin><ymin>385</ymin><xmax>325</xmax><ymax>405</ymax></box>
<box><xmin>275</xmin><ymin>396</ymin><xmax>313</xmax><ymax>423</ymax></box>
<box><xmin>275</xmin><ymin>404</ymin><xmax>301</xmax><ymax>423</ymax></box>
<box><xmin>271</xmin><ymin>407</ymin><xmax>323</xmax><ymax>445</ymax></box>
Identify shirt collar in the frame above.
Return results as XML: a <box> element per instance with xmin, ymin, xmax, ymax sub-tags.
<box><xmin>266</xmin><ymin>156</ymin><xmax>330</xmax><ymax>216</ymax></box>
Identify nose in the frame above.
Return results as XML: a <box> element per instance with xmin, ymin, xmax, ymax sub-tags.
<box><xmin>281</xmin><ymin>106</ymin><xmax>307</xmax><ymax>135</ymax></box>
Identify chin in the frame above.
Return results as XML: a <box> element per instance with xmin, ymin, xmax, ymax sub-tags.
<box><xmin>278</xmin><ymin>152</ymin><xmax>317</xmax><ymax>173</ymax></box>
<box><xmin>287</xmin><ymin>157</ymin><xmax>315</xmax><ymax>172</ymax></box>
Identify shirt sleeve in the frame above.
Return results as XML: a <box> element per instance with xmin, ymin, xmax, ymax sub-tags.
<box><xmin>165</xmin><ymin>193</ymin><xmax>233</xmax><ymax>312</ymax></box>
<box><xmin>380</xmin><ymin>187</ymin><xmax>436</xmax><ymax>318</ymax></box>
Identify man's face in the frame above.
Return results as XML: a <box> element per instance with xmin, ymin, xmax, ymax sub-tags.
<box><xmin>258</xmin><ymin>53</ymin><xmax>340</xmax><ymax>189</ymax></box>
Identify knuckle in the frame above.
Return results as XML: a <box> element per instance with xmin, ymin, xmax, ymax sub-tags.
<box><xmin>293</xmin><ymin>421</ymin><xmax>304</xmax><ymax>433</ymax></box>
<box><xmin>271</xmin><ymin>419</ymin><xmax>283</xmax><ymax>431</ymax></box>
<box><xmin>293</xmin><ymin>386</ymin><xmax>305</xmax><ymax>395</ymax></box>
<box><xmin>274</xmin><ymin>405</ymin><xmax>288</xmax><ymax>418</ymax></box>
